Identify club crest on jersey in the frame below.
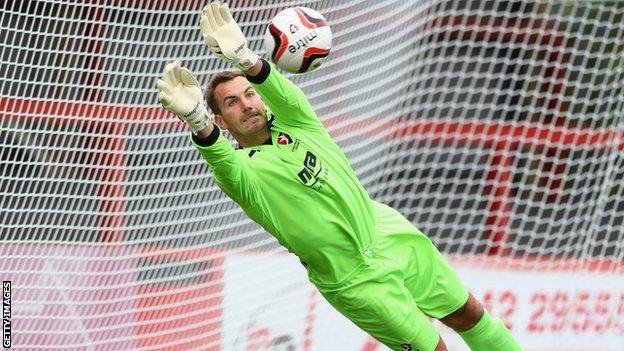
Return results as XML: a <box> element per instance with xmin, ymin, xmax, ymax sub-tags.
<box><xmin>277</xmin><ymin>132</ymin><xmax>293</xmax><ymax>145</ymax></box>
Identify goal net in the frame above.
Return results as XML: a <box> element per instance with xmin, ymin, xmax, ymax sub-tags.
<box><xmin>1</xmin><ymin>0</ymin><xmax>622</xmax><ymax>350</ymax></box>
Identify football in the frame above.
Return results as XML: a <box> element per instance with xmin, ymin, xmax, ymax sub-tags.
<box><xmin>264</xmin><ymin>7</ymin><xmax>332</xmax><ymax>74</ymax></box>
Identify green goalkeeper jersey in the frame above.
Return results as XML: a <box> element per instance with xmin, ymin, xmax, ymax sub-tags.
<box><xmin>192</xmin><ymin>61</ymin><xmax>375</xmax><ymax>287</ymax></box>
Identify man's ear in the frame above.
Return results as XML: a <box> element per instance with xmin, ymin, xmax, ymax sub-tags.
<box><xmin>213</xmin><ymin>114</ymin><xmax>228</xmax><ymax>131</ymax></box>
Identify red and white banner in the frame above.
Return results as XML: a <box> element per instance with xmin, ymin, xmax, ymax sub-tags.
<box><xmin>1</xmin><ymin>244</ymin><xmax>138</xmax><ymax>351</ymax></box>
<box><xmin>221</xmin><ymin>253</ymin><xmax>624</xmax><ymax>351</ymax></box>
<box><xmin>441</xmin><ymin>261</ymin><xmax>624</xmax><ymax>351</ymax></box>
<box><xmin>2</xmin><ymin>244</ymin><xmax>622</xmax><ymax>350</ymax></box>
<box><xmin>1</xmin><ymin>244</ymin><xmax>224</xmax><ymax>351</ymax></box>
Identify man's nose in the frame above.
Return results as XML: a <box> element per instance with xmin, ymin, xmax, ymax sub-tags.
<box><xmin>241</xmin><ymin>97</ymin><xmax>253</xmax><ymax>111</ymax></box>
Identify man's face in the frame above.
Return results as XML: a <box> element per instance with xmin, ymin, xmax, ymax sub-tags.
<box><xmin>213</xmin><ymin>76</ymin><xmax>268</xmax><ymax>139</ymax></box>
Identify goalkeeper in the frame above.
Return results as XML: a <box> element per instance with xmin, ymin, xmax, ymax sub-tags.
<box><xmin>157</xmin><ymin>2</ymin><xmax>523</xmax><ymax>351</ymax></box>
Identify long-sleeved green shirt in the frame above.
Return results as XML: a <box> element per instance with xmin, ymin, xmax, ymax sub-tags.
<box><xmin>192</xmin><ymin>60</ymin><xmax>376</xmax><ymax>288</ymax></box>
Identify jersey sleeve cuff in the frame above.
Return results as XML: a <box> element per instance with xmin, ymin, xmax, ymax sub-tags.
<box><xmin>191</xmin><ymin>123</ymin><xmax>221</xmax><ymax>147</ymax></box>
<box><xmin>245</xmin><ymin>58</ymin><xmax>271</xmax><ymax>84</ymax></box>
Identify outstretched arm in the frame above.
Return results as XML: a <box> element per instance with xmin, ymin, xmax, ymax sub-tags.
<box><xmin>156</xmin><ymin>61</ymin><xmax>257</xmax><ymax>204</ymax></box>
<box><xmin>200</xmin><ymin>1</ymin><xmax>323</xmax><ymax>130</ymax></box>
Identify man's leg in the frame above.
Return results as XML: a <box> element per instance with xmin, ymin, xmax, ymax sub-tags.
<box><xmin>318</xmin><ymin>256</ymin><xmax>443</xmax><ymax>351</ymax></box>
<box><xmin>370</xmin><ymin>202</ymin><xmax>522</xmax><ymax>350</ymax></box>
<box><xmin>400</xmin><ymin>234</ymin><xmax>523</xmax><ymax>351</ymax></box>
<box><xmin>439</xmin><ymin>292</ymin><xmax>483</xmax><ymax>331</ymax></box>
<box><xmin>440</xmin><ymin>295</ymin><xmax>522</xmax><ymax>351</ymax></box>
<box><xmin>440</xmin><ymin>293</ymin><xmax>523</xmax><ymax>351</ymax></box>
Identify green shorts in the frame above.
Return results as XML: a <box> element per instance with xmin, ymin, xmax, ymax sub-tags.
<box><xmin>318</xmin><ymin>202</ymin><xmax>469</xmax><ymax>351</ymax></box>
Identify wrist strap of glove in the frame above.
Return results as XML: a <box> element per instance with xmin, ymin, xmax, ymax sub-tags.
<box><xmin>181</xmin><ymin>102</ymin><xmax>210</xmax><ymax>135</ymax></box>
<box><xmin>232</xmin><ymin>48</ymin><xmax>259</xmax><ymax>71</ymax></box>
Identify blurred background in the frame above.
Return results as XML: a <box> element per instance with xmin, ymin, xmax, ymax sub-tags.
<box><xmin>1</xmin><ymin>1</ymin><xmax>623</xmax><ymax>350</ymax></box>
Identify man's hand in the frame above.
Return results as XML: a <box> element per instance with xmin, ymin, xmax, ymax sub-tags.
<box><xmin>200</xmin><ymin>1</ymin><xmax>258</xmax><ymax>71</ymax></box>
<box><xmin>157</xmin><ymin>60</ymin><xmax>210</xmax><ymax>134</ymax></box>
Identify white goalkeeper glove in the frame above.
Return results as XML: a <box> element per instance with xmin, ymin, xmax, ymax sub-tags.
<box><xmin>157</xmin><ymin>60</ymin><xmax>210</xmax><ymax>134</ymax></box>
<box><xmin>200</xmin><ymin>1</ymin><xmax>258</xmax><ymax>71</ymax></box>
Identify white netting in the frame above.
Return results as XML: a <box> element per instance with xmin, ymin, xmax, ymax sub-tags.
<box><xmin>1</xmin><ymin>1</ymin><xmax>623</xmax><ymax>350</ymax></box>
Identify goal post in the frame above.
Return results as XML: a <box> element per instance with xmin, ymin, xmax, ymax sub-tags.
<box><xmin>1</xmin><ymin>1</ymin><xmax>623</xmax><ymax>350</ymax></box>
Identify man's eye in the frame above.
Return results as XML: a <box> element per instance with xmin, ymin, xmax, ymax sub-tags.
<box><xmin>228</xmin><ymin>100</ymin><xmax>236</xmax><ymax>106</ymax></box>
